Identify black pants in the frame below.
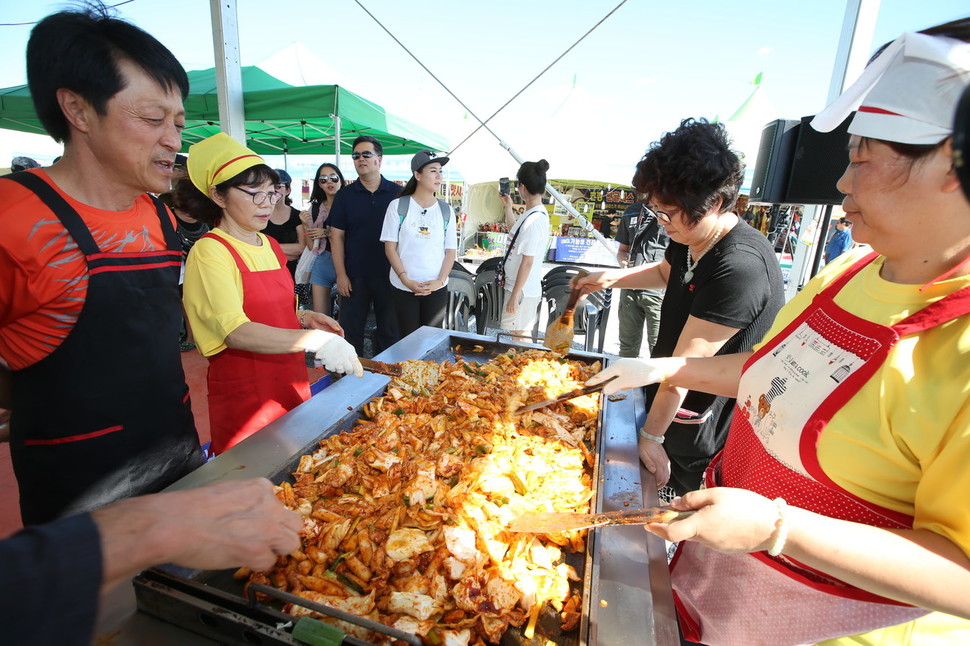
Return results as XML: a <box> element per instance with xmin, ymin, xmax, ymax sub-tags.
<box><xmin>338</xmin><ymin>274</ymin><xmax>401</xmax><ymax>355</ymax></box>
<box><xmin>390</xmin><ymin>286</ymin><xmax>447</xmax><ymax>338</ymax></box>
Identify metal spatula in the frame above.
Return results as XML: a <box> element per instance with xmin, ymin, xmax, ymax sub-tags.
<box><xmin>514</xmin><ymin>375</ymin><xmax>617</xmax><ymax>414</ymax></box>
<box><xmin>508</xmin><ymin>506</ymin><xmax>696</xmax><ymax>533</ymax></box>
<box><xmin>359</xmin><ymin>358</ymin><xmax>403</xmax><ymax>378</ymax></box>
<box><xmin>542</xmin><ymin>269</ymin><xmax>588</xmax><ymax>353</ymax></box>
<box><xmin>359</xmin><ymin>358</ymin><xmax>441</xmax><ymax>389</ymax></box>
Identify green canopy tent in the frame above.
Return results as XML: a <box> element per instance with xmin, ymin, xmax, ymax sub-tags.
<box><xmin>0</xmin><ymin>66</ymin><xmax>448</xmax><ymax>156</ymax></box>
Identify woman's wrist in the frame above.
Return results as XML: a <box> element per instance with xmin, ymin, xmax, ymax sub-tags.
<box><xmin>638</xmin><ymin>429</ymin><xmax>665</xmax><ymax>444</ymax></box>
<box><xmin>767</xmin><ymin>498</ymin><xmax>789</xmax><ymax>556</ymax></box>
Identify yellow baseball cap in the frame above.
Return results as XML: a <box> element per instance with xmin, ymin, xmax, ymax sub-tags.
<box><xmin>187</xmin><ymin>133</ymin><xmax>264</xmax><ymax>194</ymax></box>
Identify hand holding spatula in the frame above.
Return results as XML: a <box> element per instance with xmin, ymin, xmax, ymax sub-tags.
<box><xmin>542</xmin><ymin>269</ymin><xmax>588</xmax><ymax>353</ymax></box>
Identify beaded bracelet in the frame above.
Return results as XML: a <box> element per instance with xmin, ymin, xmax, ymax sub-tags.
<box><xmin>768</xmin><ymin>497</ymin><xmax>788</xmax><ymax>557</ymax></box>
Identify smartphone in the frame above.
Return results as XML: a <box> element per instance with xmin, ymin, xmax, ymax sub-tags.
<box><xmin>499</xmin><ymin>177</ymin><xmax>510</xmax><ymax>195</ymax></box>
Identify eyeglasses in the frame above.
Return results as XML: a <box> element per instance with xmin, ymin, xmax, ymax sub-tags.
<box><xmin>652</xmin><ymin>207</ymin><xmax>674</xmax><ymax>224</ymax></box>
<box><xmin>318</xmin><ymin>174</ymin><xmax>341</xmax><ymax>184</ymax></box>
<box><xmin>351</xmin><ymin>151</ymin><xmax>377</xmax><ymax>160</ymax></box>
<box><xmin>232</xmin><ymin>186</ymin><xmax>283</xmax><ymax>206</ymax></box>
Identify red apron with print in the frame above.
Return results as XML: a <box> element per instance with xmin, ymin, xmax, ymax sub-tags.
<box><xmin>204</xmin><ymin>233</ymin><xmax>310</xmax><ymax>455</ymax></box>
<box><xmin>670</xmin><ymin>252</ymin><xmax>970</xmax><ymax>645</ymax></box>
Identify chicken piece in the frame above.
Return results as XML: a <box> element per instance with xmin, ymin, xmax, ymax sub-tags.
<box><xmin>361</xmin><ymin>446</ymin><xmax>400</xmax><ymax>472</ymax></box>
<box><xmin>443</xmin><ymin>526</ymin><xmax>481</xmax><ymax>564</ymax></box>
<box><xmin>403</xmin><ymin>467</ymin><xmax>438</xmax><ymax>507</ymax></box>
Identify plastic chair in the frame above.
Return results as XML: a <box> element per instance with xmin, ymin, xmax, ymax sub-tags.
<box><xmin>474</xmin><ymin>265</ymin><xmax>505</xmax><ymax>334</ymax></box>
<box><xmin>445</xmin><ymin>270</ymin><xmax>476</xmax><ymax>332</ymax></box>
<box><xmin>451</xmin><ymin>260</ymin><xmax>474</xmax><ymax>275</ymax></box>
<box><xmin>476</xmin><ymin>256</ymin><xmax>504</xmax><ymax>275</ymax></box>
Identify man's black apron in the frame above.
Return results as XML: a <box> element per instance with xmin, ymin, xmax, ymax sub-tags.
<box><xmin>4</xmin><ymin>172</ymin><xmax>204</xmax><ymax>525</ymax></box>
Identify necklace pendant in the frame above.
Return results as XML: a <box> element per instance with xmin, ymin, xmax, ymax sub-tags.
<box><xmin>683</xmin><ymin>270</ymin><xmax>694</xmax><ymax>282</ymax></box>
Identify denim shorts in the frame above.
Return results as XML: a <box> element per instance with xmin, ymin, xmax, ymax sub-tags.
<box><xmin>310</xmin><ymin>251</ymin><xmax>337</xmax><ymax>288</ymax></box>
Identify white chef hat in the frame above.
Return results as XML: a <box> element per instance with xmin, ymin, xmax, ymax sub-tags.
<box><xmin>812</xmin><ymin>32</ymin><xmax>970</xmax><ymax>145</ymax></box>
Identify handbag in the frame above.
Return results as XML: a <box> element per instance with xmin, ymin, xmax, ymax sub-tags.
<box><xmin>496</xmin><ymin>209</ymin><xmax>539</xmax><ymax>287</ymax></box>
<box><xmin>294</xmin><ymin>247</ymin><xmax>316</xmax><ymax>284</ymax></box>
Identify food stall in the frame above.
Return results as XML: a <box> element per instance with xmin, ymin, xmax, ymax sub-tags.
<box><xmin>94</xmin><ymin>328</ymin><xmax>679</xmax><ymax>646</ymax></box>
<box><xmin>461</xmin><ymin>181</ymin><xmax>628</xmax><ymax>268</ymax></box>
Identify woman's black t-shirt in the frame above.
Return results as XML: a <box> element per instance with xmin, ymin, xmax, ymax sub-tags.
<box><xmin>649</xmin><ymin>221</ymin><xmax>785</xmax><ymax>494</ymax></box>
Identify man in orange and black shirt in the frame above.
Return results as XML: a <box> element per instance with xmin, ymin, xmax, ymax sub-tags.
<box><xmin>0</xmin><ymin>7</ymin><xmax>204</xmax><ymax>526</ymax></box>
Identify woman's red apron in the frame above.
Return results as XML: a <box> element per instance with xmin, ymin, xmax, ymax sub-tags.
<box><xmin>671</xmin><ymin>252</ymin><xmax>970</xmax><ymax>645</ymax></box>
<box><xmin>204</xmin><ymin>233</ymin><xmax>309</xmax><ymax>455</ymax></box>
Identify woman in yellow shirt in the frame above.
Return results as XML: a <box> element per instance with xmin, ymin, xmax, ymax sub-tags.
<box><xmin>177</xmin><ymin>134</ymin><xmax>362</xmax><ymax>455</ymax></box>
<box><xmin>582</xmin><ymin>20</ymin><xmax>970</xmax><ymax>645</ymax></box>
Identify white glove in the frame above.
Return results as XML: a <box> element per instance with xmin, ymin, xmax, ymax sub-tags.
<box><xmin>302</xmin><ymin>330</ymin><xmax>363</xmax><ymax>377</ymax></box>
<box><xmin>585</xmin><ymin>357</ymin><xmax>668</xmax><ymax>395</ymax></box>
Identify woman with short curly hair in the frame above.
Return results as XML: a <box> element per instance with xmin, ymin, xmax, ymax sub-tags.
<box><xmin>576</xmin><ymin>118</ymin><xmax>785</xmax><ymax>497</ymax></box>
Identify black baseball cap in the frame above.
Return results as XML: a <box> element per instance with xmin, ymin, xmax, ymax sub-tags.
<box><xmin>411</xmin><ymin>150</ymin><xmax>449</xmax><ymax>172</ymax></box>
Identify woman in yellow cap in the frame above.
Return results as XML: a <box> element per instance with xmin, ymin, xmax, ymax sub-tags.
<box><xmin>177</xmin><ymin>133</ymin><xmax>362</xmax><ymax>455</ymax></box>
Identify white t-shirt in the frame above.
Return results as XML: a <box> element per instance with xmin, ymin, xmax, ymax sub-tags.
<box><xmin>380</xmin><ymin>196</ymin><xmax>458</xmax><ymax>292</ymax></box>
<box><xmin>504</xmin><ymin>206</ymin><xmax>550</xmax><ymax>298</ymax></box>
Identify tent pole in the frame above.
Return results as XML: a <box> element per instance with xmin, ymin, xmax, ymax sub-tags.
<box><xmin>209</xmin><ymin>0</ymin><xmax>246</xmax><ymax>144</ymax></box>
<box><xmin>334</xmin><ymin>114</ymin><xmax>342</xmax><ymax>166</ymax></box>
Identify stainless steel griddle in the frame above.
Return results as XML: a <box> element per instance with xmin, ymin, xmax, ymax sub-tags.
<box><xmin>94</xmin><ymin>328</ymin><xmax>678</xmax><ymax>645</ymax></box>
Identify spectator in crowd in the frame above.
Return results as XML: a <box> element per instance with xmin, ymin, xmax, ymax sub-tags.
<box><xmin>299</xmin><ymin>162</ymin><xmax>344</xmax><ymax>316</ymax></box>
<box><xmin>587</xmin><ymin>22</ymin><xmax>970</xmax><ymax>645</ymax></box>
<box><xmin>158</xmin><ymin>184</ymin><xmax>209</xmax><ymax>352</ymax></box>
<box><xmin>2</xmin><ymin>477</ymin><xmax>301</xmax><ymax>646</ymax></box>
<box><xmin>615</xmin><ymin>201</ymin><xmax>669</xmax><ymax>357</ymax></box>
<box><xmin>0</xmin><ymin>4</ymin><xmax>205</xmax><ymax>525</ymax></box>
<box><xmin>824</xmin><ymin>217</ymin><xmax>854</xmax><ymax>263</ymax></box>
<box><xmin>381</xmin><ymin>150</ymin><xmax>458</xmax><ymax>338</ymax></box>
<box><xmin>499</xmin><ymin>159</ymin><xmax>551</xmax><ymax>337</ymax></box>
<box><xmin>10</xmin><ymin>156</ymin><xmax>41</xmax><ymax>172</ymax></box>
<box><xmin>329</xmin><ymin>135</ymin><xmax>402</xmax><ymax>356</ymax></box>
<box><xmin>596</xmin><ymin>209</ymin><xmax>617</xmax><ymax>238</ymax></box>
<box><xmin>263</xmin><ymin>168</ymin><xmax>306</xmax><ymax>277</ymax></box>
<box><xmin>177</xmin><ymin>133</ymin><xmax>361</xmax><ymax>455</ymax></box>
<box><xmin>575</xmin><ymin>119</ymin><xmax>784</xmax><ymax>497</ymax></box>
<box><xmin>266</xmin><ymin>168</ymin><xmax>312</xmax><ymax>309</ymax></box>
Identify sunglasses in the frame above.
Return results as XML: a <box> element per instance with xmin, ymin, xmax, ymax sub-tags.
<box><xmin>351</xmin><ymin>151</ymin><xmax>377</xmax><ymax>160</ymax></box>
<box><xmin>318</xmin><ymin>174</ymin><xmax>341</xmax><ymax>184</ymax></box>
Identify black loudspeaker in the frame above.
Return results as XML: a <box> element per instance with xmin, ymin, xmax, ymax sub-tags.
<box><xmin>749</xmin><ymin>119</ymin><xmax>799</xmax><ymax>204</ymax></box>
<box><xmin>784</xmin><ymin>115</ymin><xmax>852</xmax><ymax>205</ymax></box>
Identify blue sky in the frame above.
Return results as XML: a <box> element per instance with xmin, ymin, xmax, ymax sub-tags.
<box><xmin>1</xmin><ymin>0</ymin><xmax>967</xmax><ymax>185</ymax></box>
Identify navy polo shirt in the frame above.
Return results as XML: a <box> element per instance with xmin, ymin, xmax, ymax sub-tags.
<box><xmin>328</xmin><ymin>176</ymin><xmax>400</xmax><ymax>279</ymax></box>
